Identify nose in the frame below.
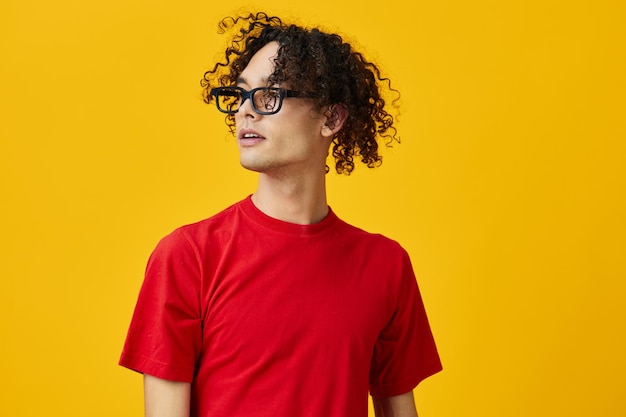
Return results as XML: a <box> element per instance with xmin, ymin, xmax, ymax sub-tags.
<box><xmin>238</xmin><ymin>96</ymin><xmax>257</xmax><ymax>119</ymax></box>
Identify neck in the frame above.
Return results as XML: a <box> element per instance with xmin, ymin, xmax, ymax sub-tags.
<box><xmin>251</xmin><ymin>170</ymin><xmax>329</xmax><ymax>225</ymax></box>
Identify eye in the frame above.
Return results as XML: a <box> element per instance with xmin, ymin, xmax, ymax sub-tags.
<box><xmin>255</xmin><ymin>88</ymin><xmax>280</xmax><ymax>111</ymax></box>
<box><xmin>216</xmin><ymin>88</ymin><xmax>242</xmax><ymax>112</ymax></box>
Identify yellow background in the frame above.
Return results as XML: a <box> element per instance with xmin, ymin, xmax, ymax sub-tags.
<box><xmin>1</xmin><ymin>0</ymin><xmax>625</xmax><ymax>416</ymax></box>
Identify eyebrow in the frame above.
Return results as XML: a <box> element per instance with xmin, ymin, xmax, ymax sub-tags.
<box><xmin>237</xmin><ymin>76</ymin><xmax>269</xmax><ymax>86</ymax></box>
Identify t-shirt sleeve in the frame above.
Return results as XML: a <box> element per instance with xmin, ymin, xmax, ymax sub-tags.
<box><xmin>119</xmin><ymin>228</ymin><xmax>203</xmax><ymax>382</ymax></box>
<box><xmin>369</xmin><ymin>248</ymin><xmax>442</xmax><ymax>397</ymax></box>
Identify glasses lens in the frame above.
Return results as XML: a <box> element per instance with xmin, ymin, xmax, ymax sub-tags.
<box><xmin>253</xmin><ymin>88</ymin><xmax>281</xmax><ymax>114</ymax></box>
<box><xmin>217</xmin><ymin>88</ymin><xmax>241</xmax><ymax>113</ymax></box>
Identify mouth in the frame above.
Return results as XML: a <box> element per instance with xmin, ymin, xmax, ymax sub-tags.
<box><xmin>238</xmin><ymin>129</ymin><xmax>266</xmax><ymax>146</ymax></box>
<box><xmin>242</xmin><ymin>133</ymin><xmax>262</xmax><ymax>139</ymax></box>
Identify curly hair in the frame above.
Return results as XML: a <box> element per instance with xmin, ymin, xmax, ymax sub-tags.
<box><xmin>200</xmin><ymin>12</ymin><xmax>400</xmax><ymax>175</ymax></box>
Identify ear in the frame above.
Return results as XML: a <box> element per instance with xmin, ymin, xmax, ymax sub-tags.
<box><xmin>321</xmin><ymin>104</ymin><xmax>348</xmax><ymax>138</ymax></box>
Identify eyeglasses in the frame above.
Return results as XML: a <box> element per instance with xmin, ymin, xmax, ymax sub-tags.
<box><xmin>210</xmin><ymin>86</ymin><xmax>316</xmax><ymax>115</ymax></box>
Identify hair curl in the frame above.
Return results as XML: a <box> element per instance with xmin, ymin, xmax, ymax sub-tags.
<box><xmin>200</xmin><ymin>12</ymin><xmax>400</xmax><ymax>174</ymax></box>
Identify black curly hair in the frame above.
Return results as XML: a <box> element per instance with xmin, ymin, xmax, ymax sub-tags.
<box><xmin>201</xmin><ymin>12</ymin><xmax>400</xmax><ymax>175</ymax></box>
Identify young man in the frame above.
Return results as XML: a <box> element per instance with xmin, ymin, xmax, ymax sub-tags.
<box><xmin>120</xmin><ymin>12</ymin><xmax>442</xmax><ymax>417</ymax></box>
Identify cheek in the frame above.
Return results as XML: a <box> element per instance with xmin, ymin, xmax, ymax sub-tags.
<box><xmin>271</xmin><ymin>107</ymin><xmax>327</xmax><ymax>151</ymax></box>
<box><xmin>292</xmin><ymin>112</ymin><xmax>325</xmax><ymax>138</ymax></box>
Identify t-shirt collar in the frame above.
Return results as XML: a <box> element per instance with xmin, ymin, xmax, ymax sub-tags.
<box><xmin>240</xmin><ymin>195</ymin><xmax>338</xmax><ymax>237</ymax></box>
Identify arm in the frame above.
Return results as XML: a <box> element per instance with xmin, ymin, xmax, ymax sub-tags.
<box><xmin>372</xmin><ymin>391</ymin><xmax>419</xmax><ymax>417</ymax></box>
<box><xmin>144</xmin><ymin>374</ymin><xmax>191</xmax><ymax>417</ymax></box>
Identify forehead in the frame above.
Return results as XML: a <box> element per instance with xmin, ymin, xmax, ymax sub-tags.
<box><xmin>238</xmin><ymin>41</ymin><xmax>280</xmax><ymax>86</ymax></box>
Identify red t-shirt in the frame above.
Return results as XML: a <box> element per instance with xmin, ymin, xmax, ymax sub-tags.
<box><xmin>120</xmin><ymin>196</ymin><xmax>441</xmax><ymax>417</ymax></box>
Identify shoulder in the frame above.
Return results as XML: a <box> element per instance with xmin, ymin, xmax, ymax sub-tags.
<box><xmin>179</xmin><ymin>198</ymin><xmax>247</xmax><ymax>237</ymax></box>
<box><xmin>331</xmin><ymin>217</ymin><xmax>413</xmax><ymax>278</ymax></box>
<box><xmin>153</xmin><ymin>198</ymin><xmax>247</xmax><ymax>255</ymax></box>
<box><xmin>336</xmin><ymin>217</ymin><xmax>408</xmax><ymax>256</ymax></box>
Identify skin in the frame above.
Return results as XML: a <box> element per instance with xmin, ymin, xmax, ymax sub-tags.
<box><xmin>236</xmin><ymin>41</ymin><xmax>342</xmax><ymax>225</ymax></box>
<box><xmin>372</xmin><ymin>392</ymin><xmax>419</xmax><ymax>417</ymax></box>
<box><xmin>144</xmin><ymin>374</ymin><xmax>189</xmax><ymax>417</ymax></box>
<box><xmin>143</xmin><ymin>41</ymin><xmax>419</xmax><ymax>417</ymax></box>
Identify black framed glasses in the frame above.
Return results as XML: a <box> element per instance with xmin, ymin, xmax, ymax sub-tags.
<box><xmin>210</xmin><ymin>86</ymin><xmax>317</xmax><ymax>115</ymax></box>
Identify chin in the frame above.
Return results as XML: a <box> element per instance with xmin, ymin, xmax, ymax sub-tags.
<box><xmin>239</xmin><ymin>158</ymin><xmax>269</xmax><ymax>173</ymax></box>
<box><xmin>240</xmin><ymin>159</ymin><xmax>292</xmax><ymax>176</ymax></box>
<box><xmin>240</xmin><ymin>163</ymin><xmax>263</xmax><ymax>173</ymax></box>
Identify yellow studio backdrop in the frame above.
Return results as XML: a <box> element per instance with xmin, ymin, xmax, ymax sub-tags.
<box><xmin>1</xmin><ymin>0</ymin><xmax>625</xmax><ymax>416</ymax></box>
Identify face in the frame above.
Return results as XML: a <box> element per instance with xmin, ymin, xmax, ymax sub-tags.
<box><xmin>235</xmin><ymin>42</ymin><xmax>331</xmax><ymax>176</ymax></box>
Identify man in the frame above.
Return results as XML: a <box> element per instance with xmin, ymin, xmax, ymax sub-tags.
<box><xmin>120</xmin><ymin>12</ymin><xmax>442</xmax><ymax>417</ymax></box>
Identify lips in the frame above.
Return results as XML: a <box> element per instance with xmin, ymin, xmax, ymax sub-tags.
<box><xmin>242</xmin><ymin>133</ymin><xmax>261</xmax><ymax>139</ymax></box>
<box><xmin>238</xmin><ymin>129</ymin><xmax>266</xmax><ymax>146</ymax></box>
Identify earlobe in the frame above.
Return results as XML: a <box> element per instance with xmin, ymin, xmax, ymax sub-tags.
<box><xmin>321</xmin><ymin>104</ymin><xmax>348</xmax><ymax>138</ymax></box>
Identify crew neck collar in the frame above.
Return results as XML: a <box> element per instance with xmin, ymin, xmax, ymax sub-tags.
<box><xmin>240</xmin><ymin>195</ymin><xmax>338</xmax><ymax>237</ymax></box>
